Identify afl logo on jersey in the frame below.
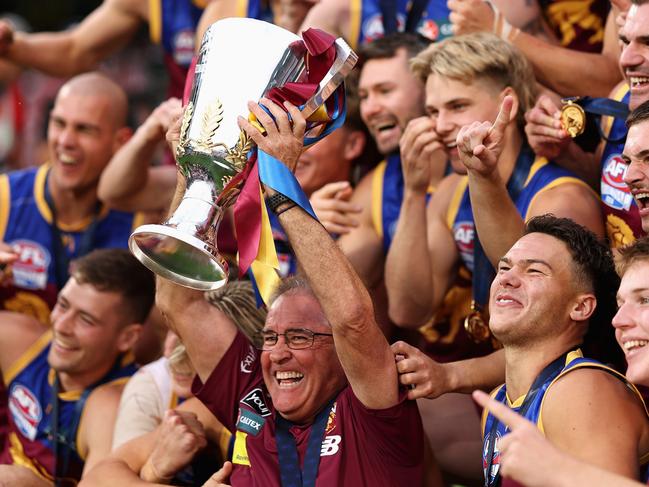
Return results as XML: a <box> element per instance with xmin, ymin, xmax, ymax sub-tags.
<box><xmin>11</xmin><ymin>240</ymin><xmax>50</xmax><ymax>290</ymax></box>
<box><xmin>8</xmin><ymin>384</ymin><xmax>42</xmax><ymax>441</ymax></box>
<box><xmin>454</xmin><ymin>222</ymin><xmax>475</xmax><ymax>272</ymax></box>
<box><xmin>602</xmin><ymin>154</ymin><xmax>633</xmax><ymax>210</ymax></box>
<box><xmin>454</xmin><ymin>222</ymin><xmax>475</xmax><ymax>252</ymax></box>
<box><xmin>602</xmin><ymin>155</ymin><xmax>629</xmax><ymax>190</ymax></box>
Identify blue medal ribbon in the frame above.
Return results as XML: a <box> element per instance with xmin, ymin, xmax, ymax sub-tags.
<box><xmin>275</xmin><ymin>398</ymin><xmax>335</xmax><ymax>487</ymax></box>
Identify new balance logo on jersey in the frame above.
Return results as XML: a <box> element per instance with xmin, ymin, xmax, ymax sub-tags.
<box><xmin>320</xmin><ymin>435</ymin><xmax>341</xmax><ymax>456</ymax></box>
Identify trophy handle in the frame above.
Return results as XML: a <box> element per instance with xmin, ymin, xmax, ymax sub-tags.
<box><xmin>300</xmin><ymin>38</ymin><xmax>358</xmax><ymax>120</ymax></box>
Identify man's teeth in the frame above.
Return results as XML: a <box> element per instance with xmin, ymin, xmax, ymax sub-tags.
<box><xmin>630</xmin><ymin>76</ymin><xmax>649</xmax><ymax>88</ymax></box>
<box><xmin>635</xmin><ymin>192</ymin><xmax>649</xmax><ymax>205</ymax></box>
<box><xmin>276</xmin><ymin>371</ymin><xmax>304</xmax><ymax>380</ymax></box>
<box><xmin>624</xmin><ymin>340</ymin><xmax>649</xmax><ymax>351</ymax></box>
<box><xmin>497</xmin><ymin>298</ymin><xmax>515</xmax><ymax>304</ymax></box>
<box><xmin>446</xmin><ymin>141</ymin><xmax>457</xmax><ymax>148</ymax></box>
<box><xmin>55</xmin><ymin>340</ymin><xmax>75</xmax><ymax>350</ymax></box>
<box><xmin>375</xmin><ymin>123</ymin><xmax>396</xmax><ymax>131</ymax></box>
<box><xmin>59</xmin><ymin>154</ymin><xmax>77</xmax><ymax>165</ymax></box>
<box><xmin>275</xmin><ymin>371</ymin><xmax>304</xmax><ymax>388</ymax></box>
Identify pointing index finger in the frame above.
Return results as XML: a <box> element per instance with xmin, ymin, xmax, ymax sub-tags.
<box><xmin>472</xmin><ymin>390</ymin><xmax>529</xmax><ymax>431</ymax></box>
<box><xmin>490</xmin><ymin>95</ymin><xmax>514</xmax><ymax>138</ymax></box>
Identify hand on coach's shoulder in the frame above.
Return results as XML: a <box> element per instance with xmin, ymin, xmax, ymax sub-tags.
<box><xmin>391</xmin><ymin>341</ymin><xmax>454</xmax><ymax>400</ymax></box>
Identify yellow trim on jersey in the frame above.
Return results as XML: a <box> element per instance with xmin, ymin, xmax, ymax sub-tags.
<box><xmin>524</xmin><ymin>177</ymin><xmax>598</xmax><ymax>221</ymax></box>
<box><xmin>192</xmin><ymin>0</ymin><xmax>209</xmax><ymax>7</ymax></box>
<box><xmin>371</xmin><ymin>160</ymin><xmax>387</xmax><ymax>238</ymax></box>
<box><xmin>506</xmin><ymin>349</ymin><xmax>583</xmax><ymax>437</ymax></box>
<box><xmin>236</xmin><ymin>0</ymin><xmax>249</xmax><ymax>17</ymax></box>
<box><xmin>76</xmin><ymin>405</ymin><xmax>87</xmax><ymax>460</ymax></box>
<box><xmin>121</xmin><ymin>350</ymin><xmax>136</xmax><ymax>368</ymax></box>
<box><xmin>148</xmin><ymin>0</ymin><xmax>162</xmax><ymax>44</ymax></box>
<box><xmin>49</xmin><ymin>368</ymin><xmax>82</xmax><ymax>401</ymax></box>
<box><xmin>537</xmin><ymin>351</ymin><xmax>648</xmax><ymax>439</ymax></box>
<box><xmin>505</xmin><ymin>393</ymin><xmax>525</xmax><ymax>408</ymax></box>
<box><xmin>0</xmin><ymin>173</ymin><xmax>9</xmax><ymax>240</ymax></box>
<box><xmin>445</xmin><ymin>177</ymin><xmax>469</xmax><ymax>230</ymax></box>
<box><xmin>349</xmin><ymin>0</ymin><xmax>362</xmax><ymax>50</ymax></box>
<box><xmin>481</xmin><ymin>387</ymin><xmax>501</xmax><ymax>437</ymax></box>
<box><xmin>232</xmin><ymin>430</ymin><xmax>251</xmax><ymax>466</ymax></box>
<box><xmin>3</xmin><ymin>330</ymin><xmax>53</xmax><ymax>384</ymax></box>
<box><xmin>219</xmin><ymin>428</ymin><xmax>233</xmax><ymax>461</ymax></box>
<box><xmin>34</xmin><ymin>164</ymin><xmax>111</xmax><ymax>232</ymax></box>
<box><xmin>34</xmin><ymin>164</ymin><xmax>53</xmax><ymax>224</ymax></box>
<box><xmin>8</xmin><ymin>432</ymin><xmax>53</xmax><ymax>481</ymax></box>
<box><xmin>523</xmin><ymin>157</ymin><xmax>548</xmax><ymax>187</ymax></box>
<box><xmin>601</xmin><ymin>83</ymin><xmax>630</xmax><ymax>139</ymax></box>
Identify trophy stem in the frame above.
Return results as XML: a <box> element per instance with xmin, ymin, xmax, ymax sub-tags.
<box><xmin>129</xmin><ymin>178</ymin><xmax>229</xmax><ymax>290</ymax></box>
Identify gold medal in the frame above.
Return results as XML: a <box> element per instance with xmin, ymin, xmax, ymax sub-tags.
<box><xmin>463</xmin><ymin>301</ymin><xmax>491</xmax><ymax>343</ymax></box>
<box><xmin>560</xmin><ymin>99</ymin><xmax>586</xmax><ymax>138</ymax></box>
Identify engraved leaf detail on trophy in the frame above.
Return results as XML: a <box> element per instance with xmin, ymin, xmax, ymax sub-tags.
<box><xmin>177</xmin><ymin>101</ymin><xmax>194</xmax><ymax>157</ymax></box>
<box><xmin>225</xmin><ymin>130</ymin><xmax>255</xmax><ymax>170</ymax></box>
<box><xmin>195</xmin><ymin>99</ymin><xmax>224</xmax><ymax>153</ymax></box>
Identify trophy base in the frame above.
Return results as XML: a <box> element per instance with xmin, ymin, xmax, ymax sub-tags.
<box><xmin>129</xmin><ymin>224</ymin><xmax>228</xmax><ymax>291</ymax></box>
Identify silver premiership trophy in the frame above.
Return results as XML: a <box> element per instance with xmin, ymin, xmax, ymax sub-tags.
<box><xmin>129</xmin><ymin>18</ymin><xmax>357</xmax><ymax>290</ymax></box>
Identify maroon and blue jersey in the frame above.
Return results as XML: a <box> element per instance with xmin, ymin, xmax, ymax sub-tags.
<box><xmin>0</xmin><ymin>164</ymin><xmax>143</xmax><ymax>325</ymax></box>
<box><xmin>600</xmin><ymin>84</ymin><xmax>644</xmax><ymax>247</ymax></box>
<box><xmin>193</xmin><ymin>332</ymin><xmax>424</xmax><ymax>486</ymax></box>
<box><xmin>0</xmin><ymin>331</ymin><xmax>136</xmax><ymax>482</ymax></box>
<box><xmin>350</xmin><ymin>0</ymin><xmax>451</xmax><ymax>50</ymax></box>
<box><xmin>481</xmin><ymin>351</ymin><xmax>647</xmax><ymax>487</ymax></box>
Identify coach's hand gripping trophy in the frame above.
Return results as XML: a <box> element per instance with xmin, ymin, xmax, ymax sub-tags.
<box><xmin>129</xmin><ymin>18</ymin><xmax>356</xmax><ymax>290</ymax></box>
